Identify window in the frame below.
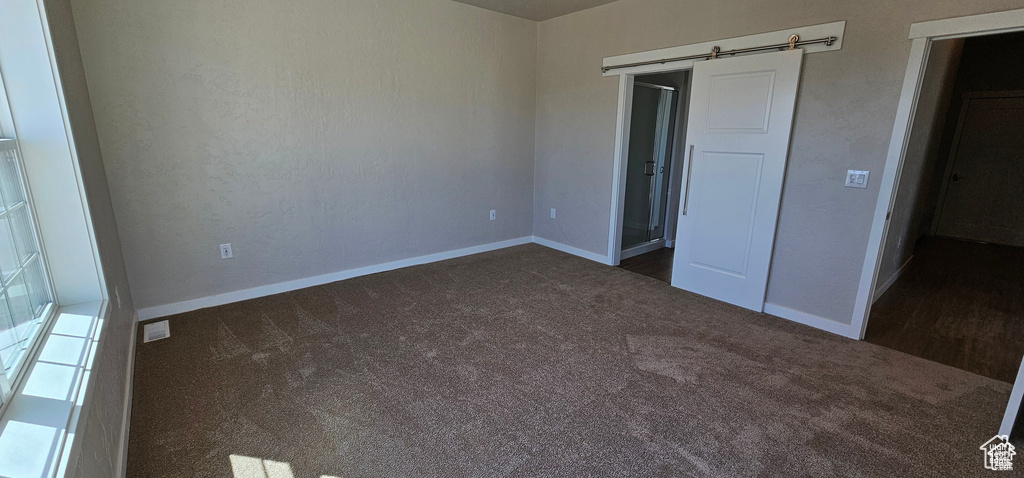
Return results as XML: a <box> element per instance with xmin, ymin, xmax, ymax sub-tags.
<box><xmin>0</xmin><ymin>138</ymin><xmax>54</xmax><ymax>402</ymax></box>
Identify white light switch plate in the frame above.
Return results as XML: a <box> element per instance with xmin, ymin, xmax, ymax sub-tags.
<box><xmin>845</xmin><ymin>170</ymin><xmax>869</xmax><ymax>189</ymax></box>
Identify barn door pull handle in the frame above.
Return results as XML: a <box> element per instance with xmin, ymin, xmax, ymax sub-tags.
<box><xmin>682</xmin><ymin>145</ymin><xmax>694</xmax><ymax>216</ymax></box>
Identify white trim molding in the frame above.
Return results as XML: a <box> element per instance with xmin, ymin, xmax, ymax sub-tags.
<box><xmin>140</xmin><ymin>236</ymin><xmax>621</xmax><ymax>321</ymax></box>
<box><xmin>533</xmin><ymin>236</ymin><xmax>613</xmax><ymax>265</ymax></box>
<box><xmin>607</xmin><ymin>73</ymin><xmax>635</xmax><ymax>265</ymax></box>
<box><xmin>1001</xmin><ymin>356</ymin><xmax>1024</xmax><ymax>436</ymax></box>
<box><xmin>910</xmin><ymin>8</ymin><xmax>1024</xmax><ymax>40</ymax></box>
<box><xmin>764</xmin><ymin>303</ymin><xmax>859</xmax><ymax>340</ymax></box>
<box><xmin>852</xmin><ymin>8</ymin><xmax>1024</xmax><ymax>340</ymax></box>
<box><xmin>138</xmin><ymin>237</ymin><xmax>533</xmax><ymax>320</ymax></box>
<box><xmin>115</xmin><ymin>316</ymin><xmax>139</xmax><ymax>478</ymax></box>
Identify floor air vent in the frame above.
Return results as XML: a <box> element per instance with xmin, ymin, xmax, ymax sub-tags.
<box><xmin>143</xmin><ymin>320</ymin><xmax>171</xmax><ymax>343</ymax></box>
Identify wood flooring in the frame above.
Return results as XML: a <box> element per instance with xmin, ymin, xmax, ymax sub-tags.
<box><xmin>865</xmin><ymin>236</ymin><xmax>1024</xmax><ymax>383</ymax></box>
<box><xmin>618</xmin><ymin>246</ymin><xmax>674</xmax><ymax>283</ymax></box>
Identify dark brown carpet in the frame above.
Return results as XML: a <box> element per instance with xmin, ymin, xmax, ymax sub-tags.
<box><xmin>129</xmin><ymin>244</ymin><xmax>1011</xmax><ymax>477</ymax></box>
<box><xmin>867</xmin><ymin>236</ymin><xmax>1024</xmax><ymax>383</ymax></box>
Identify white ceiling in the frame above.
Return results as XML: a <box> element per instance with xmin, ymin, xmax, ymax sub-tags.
<box><xmin>452</xmin><ymin>0</ymin><xmax>621</xmax><ymax>21</ymax></box>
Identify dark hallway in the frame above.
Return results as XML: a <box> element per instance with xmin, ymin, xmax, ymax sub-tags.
<box><xmin>867</xmin><ymin>237</ymin><xmax>1024</xmax><ymax>383</ymax></box>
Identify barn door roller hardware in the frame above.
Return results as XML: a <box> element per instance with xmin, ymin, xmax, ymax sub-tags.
<box><xmin>601</xmin><ymin>34</ymin><xmax>836</xmax><ymax>73</ymax></box>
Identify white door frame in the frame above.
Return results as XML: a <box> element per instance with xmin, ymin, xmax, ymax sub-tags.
<box><xmin>851</xmin><ymin>8</ymin><xmax>1024</xmax><ymax>339</ymax></box>
<box><xmin>1002</xmin><ymin>356</ymin><xmax>1024</xmax><ymax>436</ymax></box>
<box><xmin>603</xmin><ymin>22</ymin><xmax>846</xmax><ymax>266</ymax></box>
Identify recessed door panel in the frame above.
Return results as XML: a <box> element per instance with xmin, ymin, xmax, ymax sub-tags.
<box><xmin>706</xmin><ymin>72</ymin><xmax>775</xmax><ymax>133</ymax></box>
<box><xmin>689</xmin><ymin>152</ymin><xmax>763</xmax><ymax>277</ymax></box>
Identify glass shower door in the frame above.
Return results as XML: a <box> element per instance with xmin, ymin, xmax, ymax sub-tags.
<box><xmin>622</xmin><ymin>83</ymin><xmax>677</xmax><ymax>250</ymax></box>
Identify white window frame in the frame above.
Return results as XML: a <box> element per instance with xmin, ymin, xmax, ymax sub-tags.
<box><xmin>0</xmin><ymin>101</ymin><xmax>59</xmax><ymax>410</ymax></box>
<box><xmin>0</xmin><ymin>1</ymin><xmax>119</xmax><ymax>476</ymax></box>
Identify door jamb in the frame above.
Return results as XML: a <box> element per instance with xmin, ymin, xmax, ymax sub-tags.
<box><xmin>608</xmin><ymin>71</ymin><xmax>693</xmax><ymax>266</ymax></box>
<box><xmin>851</xmin><ymin>8</ymin><xmax>1024</xmax><ymax>340</ymax></box>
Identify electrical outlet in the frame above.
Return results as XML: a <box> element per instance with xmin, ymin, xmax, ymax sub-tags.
<box><xmin>845</xmin><ymin>170</ymin><xmax>869</xmax><ymax>189</ymax></box>
<box><xmin>489</xmin><ymin>210</ymin><xmax>496</xmax><ymax>221</ymax></box>
<box><xmin>220</xmin><ymin>243</ymin><xmax>233</xmax><ymax>259</ymax></box>
<box><xmin>550</xmin><ymin>208</ymin><xmax>556</xmax><ymax>219</ymax></box>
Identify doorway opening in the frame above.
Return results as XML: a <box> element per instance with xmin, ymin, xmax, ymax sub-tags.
<box><xmin>854</xmin><ymin>8</ymin><xmax>1024</xmax><ymax>441</ymax></box>
<box><xmin>865</xmin><ymin>31</ymin><xmax>1024</xmax><ymax>384</ymax></box>
<box><xmin>617</xmin><ymin>72</ymin><xmax>691</xmax><ymax>283</ymax></box>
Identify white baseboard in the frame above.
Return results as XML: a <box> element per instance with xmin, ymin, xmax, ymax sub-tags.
<box><xmin>873</xmin><ymin>255</ymin><xmax>913</xmax><ymax>303</ymax></box>
<box><xmin>763</xmin><ymin>303</ymin><xmax>859</xmax><ymax>339</ymax></box>
<box><xmin>135</xmin><ymin>236</ymin><xmax>863</xmax><ymax>344</ymax></box>
<box><xmin>116</xmin><ymin>316</ymin><xmax>139</xmax><ymax>477</ymax></box>
<box><xmin>137</xmin><ymin>236</ymin><xmax>533</xmax><ymax>320</ymax></box>
<box><xmin>531</xmin><ymin>236</ymin><xmax>613</xmax><ymax>265</ymax></box>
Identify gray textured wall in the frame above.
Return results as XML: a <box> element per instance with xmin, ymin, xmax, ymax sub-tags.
<box><xmin>43</xmin><ymin>0</ymin><xmax>137</xmax><ymax>476</ymax></box>
<box><xmin>876</xmin><ymin>39</ymin><xmax>962</xmax><ymax>295</ymax></box>
<box><xmin>531</xmin><ymin>0</ymin><xmax>1022</xmax><ymax>325</ymax></box>
<box><xmin>70</xmin><ymin>0</ymin><xmax>538</xmax><ymax>311</ymax></box>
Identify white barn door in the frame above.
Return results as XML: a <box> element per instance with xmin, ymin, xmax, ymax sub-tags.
<box><xmin>672</xmin><ymin>50</ymin><xmax>803</xmax><ymax>311</ymax></box>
